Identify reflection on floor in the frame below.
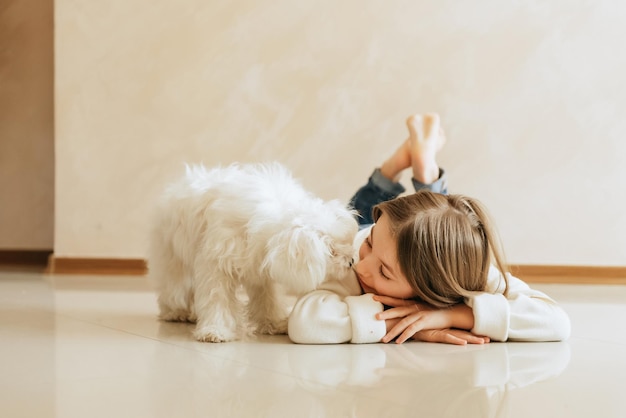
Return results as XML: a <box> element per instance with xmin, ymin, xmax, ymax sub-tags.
<box><xmin>1</xmin><ymin>271</ymin><xmax>624</xmax><ymax>417</ymax></box>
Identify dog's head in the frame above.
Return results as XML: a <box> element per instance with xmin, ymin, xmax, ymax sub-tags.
<box><xmin>261</xmin><ymin>200</ymin><xmax>358</xmax><ymax>294</ymax></box>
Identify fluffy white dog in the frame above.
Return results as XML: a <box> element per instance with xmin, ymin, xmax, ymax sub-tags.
<box><xmin>149</xmin><ymin>162</ymin><xmax>358</xmax><ymax>342</ymax></box>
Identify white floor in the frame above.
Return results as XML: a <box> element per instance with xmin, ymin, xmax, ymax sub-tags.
<box><xmin>1</xmin><ymin>270</ymin><xmax>625</xmax><ymax>418</ymax></box>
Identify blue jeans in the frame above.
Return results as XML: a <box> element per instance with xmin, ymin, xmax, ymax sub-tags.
<box><xmin>348</xmin><ymin>168</ymin><xmax>449</xmax><ymax>227</ymax></box>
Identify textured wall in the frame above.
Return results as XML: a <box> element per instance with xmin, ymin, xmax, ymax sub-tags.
<box><xmin>0</xmin><ymin>0</ymin><xmax>54</xmax><ymax>250</ymax></box>
<box><xmin>54</xmin><ymin>0</ymin><xmax>626</xmax><ymax>265</ymax></box>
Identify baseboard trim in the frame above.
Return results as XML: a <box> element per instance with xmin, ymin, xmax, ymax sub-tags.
<box><xmin>40</xmin><ymin>257</ymin><xmax>626</xmax><ymax>284</ymax></box>
<box><xmin>0</xmin><ymin>250</ymin><xmax>53</xmax><ymax>266</ymax></box>
<box><xmin>509</xmin><ymin>265</ymin><xmax>626</xmax><ymax>285</ymax></box>
<box><xmin>47</xmin><ymin>256</ymin><xmax>148</xmax><ymax>275</ymax></box>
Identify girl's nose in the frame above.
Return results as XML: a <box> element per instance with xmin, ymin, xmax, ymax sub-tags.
<box><xmin>354</xmin><ymin>257</ymin><xmax>370</xmax><ymax>277</ymax></box>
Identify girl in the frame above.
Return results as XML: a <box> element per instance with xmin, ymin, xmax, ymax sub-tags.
<box><xmin>288</xmin><ymin>113</ymin><xmax>571</xmax><ymax>345</ymax></box>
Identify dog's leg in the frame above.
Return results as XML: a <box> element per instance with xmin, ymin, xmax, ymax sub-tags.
<box><xmin>245</xmin><ymin>281</ymin><xmax>288</xmax><ymax>335</ymax></box>
<box><xmin>192</xmin><ymin>271</ymin><xmax>244</xmax><ymax>342</ymax></box>
<box><xmin>157</xmin><ymin>278</ymin><xmax>195</xmax><ymax>323</ymax></box>
<box><xmin>149</xmin><ymin>240</ymin><xmax>195</xmax><ymax>323</ymax></box>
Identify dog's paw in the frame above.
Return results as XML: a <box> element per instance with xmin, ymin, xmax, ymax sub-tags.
<box><xmin>256</xmin><ymin>319</ymin><xmax>288</xmax><ymax>335</ymax></box>
<box><xmin>193</xmin><ymin>327</ymin><xmax>237</xmax><ymax>343</ymax></box>
<box><xmin>159</xmin><ymin>310</ymin><xmax>193</xmax><ymax>323</ymax></box>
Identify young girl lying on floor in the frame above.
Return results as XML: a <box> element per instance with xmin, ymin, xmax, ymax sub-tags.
<box><xmin>288</xmin><ymin>113</ymin><xmax>571</xmax><ymax>345</ymax></box>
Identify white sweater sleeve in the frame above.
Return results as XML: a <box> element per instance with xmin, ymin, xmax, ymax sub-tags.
<box><xmin>466</xmin><ymin>266</ymin><xmax>571</xmax><ymax>342</ymax></box>
<box><xmin>287</xmin><ymin>273</ymin><xmax>387</xmax><ymax>344</ymax></box>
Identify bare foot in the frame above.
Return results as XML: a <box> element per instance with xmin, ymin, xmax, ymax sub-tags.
<box><xmin>406</xmin><ymin>113</ymin><xmax>446</xmax><ymax>184</ymax></box>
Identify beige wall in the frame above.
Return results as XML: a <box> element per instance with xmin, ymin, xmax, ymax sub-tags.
<box><xmin>54</xmin><ymin>0</ymin><xmax>626</xmax><ymax>266</ymax></box>
<box><xmin>0</xmin><ymin>0</ymin><xmax>54</xmax><ymax>250</ymax></box>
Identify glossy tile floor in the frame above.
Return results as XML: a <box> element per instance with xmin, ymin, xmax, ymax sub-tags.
<box><xmin>1</xmin><ymin>270</ymin><xmax>625</xmax><ymax>418</ymax></box>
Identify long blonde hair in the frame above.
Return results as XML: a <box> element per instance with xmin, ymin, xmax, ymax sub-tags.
<box><xmin>372</xmin><ymin>191</ymin><xmax>508</xmax><ymax>308</ymax></box>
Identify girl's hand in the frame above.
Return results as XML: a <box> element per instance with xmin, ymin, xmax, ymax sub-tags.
<box><xmin>412</xmin><ymin>329</ymin><xmax>490</xmax><ymax>345</ymax></box>
<box><xmin>374</xmin><ymin>296</ymin><xmax>448</xmax><ymax>343</ymax></box>
<box><xmin>373</xmin><ymin>295</ymin><xmax>481</xmax><ymax>344</ymax></box>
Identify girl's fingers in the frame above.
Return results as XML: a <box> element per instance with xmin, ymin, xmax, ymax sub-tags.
<box><xmin>396</xmin><ymin>326</ymin><xmax>421</xmax><ymax>344</ymax></box>
<box><xmin>443</xmin><ymin>333</ymin><xmax>468</xmax><ymax>345</ymax></box>
<box><xmin>387</xmin><ymin>326</ymin><xmax>492</xmax><ymax>345</ymax></box>
<box><xmin>463</xmin><ymin>335</ymin><xmax>483</xmax><ymax>344</ymax></box>
<box><xmin>446</xmin><ymin>331</ymin><xmax>490</xmax><ymax>345</ymax></box>
<box><xmin>382</xmin><ymin>322</ymin><xmax>406</xmax><ymax>343</ymax></box>
<box><xmin>382</xmin><ymin>314</ymin><xmax>424</xmax><ymax>343</ymax></box>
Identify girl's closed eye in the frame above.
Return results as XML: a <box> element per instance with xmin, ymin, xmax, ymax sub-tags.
<box><xmin>379</xmin><ymin>267</ymin><xmax>390</xmax><ymax>280</ymax></box>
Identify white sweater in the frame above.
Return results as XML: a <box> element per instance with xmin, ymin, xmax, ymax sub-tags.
<box><xmin>288</xmin><ymin>226</ymin><xmax>571</xmax><ymax>344</ymax></box>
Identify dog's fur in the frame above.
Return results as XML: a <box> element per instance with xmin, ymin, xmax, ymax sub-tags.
<box><xmin>149</xmin><ymin>162</ymin><xmax>358</xmax><ymax>342</ymax></box>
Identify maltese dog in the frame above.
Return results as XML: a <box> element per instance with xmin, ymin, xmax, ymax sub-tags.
<box><xmin>149</xmin><ymin>162</ymin><xmax>358</xmax><ymax>342</ymax></box>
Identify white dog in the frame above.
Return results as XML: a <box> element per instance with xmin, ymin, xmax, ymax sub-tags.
<box><xmin>149</xmin><ymin>162</ymin><xmax>358</xmax><ymax>342</ymax></box>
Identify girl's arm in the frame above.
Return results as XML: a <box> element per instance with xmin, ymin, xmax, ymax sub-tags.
<box><xmin>287</xmin><ymin>275</ymin><xmax>387</xmax><ymax>344</ymax></box>
<box><xmin>374</xmin><ymin>297</ymin><xmax>490</xmax><ymax>344</ymax></box>
<box><xmin>374</xmin><ymin>266</ymin><xmax>571</xmax><ymax>343</ymax></box>
<box><xmin>466</xmin><ymin>266</ymin><xmax>571</xmax><ymax>342</ymax></box>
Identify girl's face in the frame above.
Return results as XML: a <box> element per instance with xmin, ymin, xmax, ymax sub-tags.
<box><xmin>354</xmin><ymin>213</ymin><xmax>416</xmax><ymax>299</ymax></box>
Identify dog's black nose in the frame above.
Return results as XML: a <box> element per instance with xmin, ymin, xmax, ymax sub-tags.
<box><xmin>349</xmin><ymin>258</ymin><xmax>354</xmax><ymax>268</ymax></box>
